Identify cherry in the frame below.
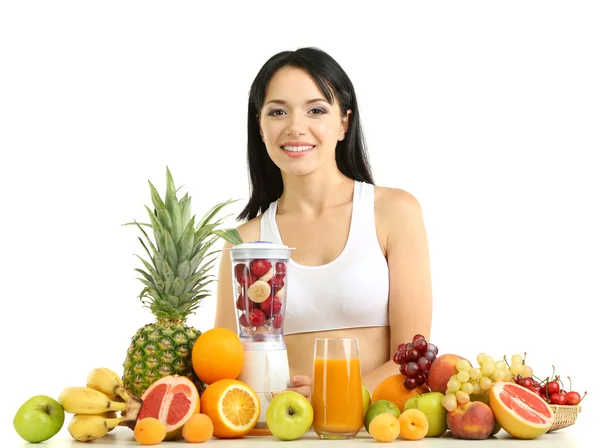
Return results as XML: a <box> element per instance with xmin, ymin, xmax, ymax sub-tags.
<box><xmin>565</xmin><ymin>391</ymin><xmax>582</xmax><ymax>405</ymax></box>
<box><xmin>549</xmin><ymin>393</ymin><xmax>566</xmax><ymax>405</ymax></box>
<box><xmin>547</xmin><ymin>380</ymin><xmax>560</xmax><ymax>395</ymax></box>
<box><xmin>527</xmin><ymin>386</ymin><xmax>539</xmax><ymax>395</ymax></box>
<box><xmin>522</xmin><ymin>378</ymin><xmax>534</xmax><ymax>388</ymax></box>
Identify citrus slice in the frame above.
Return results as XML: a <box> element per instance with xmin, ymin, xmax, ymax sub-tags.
<box><xmin>200</xmin><ymin>379</ymin><xmax>260</xmax><ymax>439</ymax></box>
<box><xmin>489</xmin><ymin>381</ymin><xmax>554</xmax><ymax>439</ymax></box>
<box><xmin>138</xmin><ymin>375</ymin><xmax>200</xmax><ymax>440</ymax></box>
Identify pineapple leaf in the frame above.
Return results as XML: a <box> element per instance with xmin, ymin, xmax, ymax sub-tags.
<box><xmin>137</xmin><ymin>278</ymin><xmax>155</xmax><ymax>289</ymax></box>
<box><xmin>134</xmin><ymin>221</ymin><xmax>159</xmax><ymax>259</ymax></box>
<box><xmin>177</xmin><ymin>292</ymin><xmax>197</xmax><ymax>303</ymax></box>
<box><xmin>213</xmin><ymin>228</ymin><xmax>243</xmax><ymax>245</ymax></box>
<box><xmin>148</xmin><ymin>180</ymin><xmax>166</xmax><ymax>211</ymax></box>
<box><xmin>167</xmin><ymin>295</ymin><xmax>179</xmax><ymax>308</ymax></box>
<box><xmin>134</xmin><ymin>268</ymin><xmax>155</xmax><ymax>286</ymax></box>
<box><xmin>189</xmin><ymin>278</ymin><xmax>215</xmax><ymax>294</ymax></box>
<box><xmin>161</xmin><ymin>258</ymin><xmax>175</xmax><ymax>282</ymax></box>
<box><xmin>135</xmin><ymin>256</ymin><xmax>162</xmax><ymax>286</ymax></box>
<box><xmin>184</xmin><ymin>271</ymin><xmax>208</xmax><ymax>293</ymax></box>
<box><xmin>164</xmin><ymin>279</ymin><xmax>173</xmax><ymax>295</ymax></box>
<box><xmin>176</xmin><ymin>260</ymin><xmax>191</xmax><ymax>279</ymax></box>
<box><xmin>180</xmin><ymin>193</ymin><xmax>192</xmax><ymax>227</ymax></box>
<box><xmin>145</xmin><ymin>206</ymin><xmax>167</xmax><ymax>253</ymax></box>
<box><xmin>163</xmin><ymin>228</ymin><xmax>178</xmax><ymax>274</ymax></box>
<box><xmin>156</xmin><ymin>208</ymin><xmax>173</xmax><ymax>231</ymax></box>
<box><xmin>178</xmin><ymin>217</ymin><xmax>195</xmax><ymax>262</ymax></box>
<box><xmin>165</xmin><ymin>168</ymin><xmax>183</xmax><ymax>242</ymax></box>
<box><xmin>172</xmin><ymin>277</ymin><xmax>186</xmax><ymax>296</ymax></box>
<box><xmin>197</xmin><ymin>199</ymin><xmax>239</xmax><ymax>229</ymax></box>
<box><xmin>189</xmin><ymin>235</ymin><xmax>219</xmax><ymax>272</ymax></box>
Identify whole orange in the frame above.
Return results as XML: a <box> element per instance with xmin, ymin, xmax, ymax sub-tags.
<box><xmin>372</xmin><ymin>374</ymin><xmax>430</xmax><ymax>412</ymax></box>
<box><xmin>192</xmin><ymin>328</ymin><xmax>244</xmax><ymax>385</ymax></box>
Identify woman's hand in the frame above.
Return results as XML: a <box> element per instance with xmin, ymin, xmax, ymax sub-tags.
<box><xmin>286</xmin><ymin>375</ymin><xmax>311</xmax><ymax>398</ymax></box>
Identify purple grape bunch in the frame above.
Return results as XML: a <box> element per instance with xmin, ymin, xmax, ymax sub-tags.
<box><xmin>393</xmin><ymin>333</ymin><xmax>438</xmax><ymax>390</ymax></box>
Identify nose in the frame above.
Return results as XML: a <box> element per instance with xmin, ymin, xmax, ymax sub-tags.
<box><xmin>285</xmin><ymin>111</ymin><xmax>306</xmax><ymax>136</ymax></box>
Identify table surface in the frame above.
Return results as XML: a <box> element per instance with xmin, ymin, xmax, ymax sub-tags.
<box><xmin>7</xmin><ymin>426</ymin><xmax>590</xmax><ymax>447</ymax></box>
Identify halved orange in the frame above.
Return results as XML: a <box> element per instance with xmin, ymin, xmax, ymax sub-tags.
<box><xmin>138</xmin><ymin>375</ymin><xmax>200</xmax><ymax>440</ymax></box>
<box><xmin>200</xmin><ymin>379</ymin><xmax>260</xmax><ymax>439</ymax></box>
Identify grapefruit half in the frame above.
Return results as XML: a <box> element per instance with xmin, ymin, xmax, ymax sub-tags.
<box><xmin>138</xmin><ymin>375</ymin><xmax>200</xmax><ymax>440</ymax></box>
<box><xmin>489</xmin><ymin>381</ymin><xmax>554</xmax><ymax>439</ymax></box>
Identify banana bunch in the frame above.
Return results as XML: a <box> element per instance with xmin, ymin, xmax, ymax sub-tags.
<box><xmin>58</xmin><ymin>367</ymin><xmax>143</xmax><ymax>442</ymax></box>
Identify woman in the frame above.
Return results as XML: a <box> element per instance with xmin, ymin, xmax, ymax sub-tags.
<box><xmin>215</xmin><ymin>47</ymin><xmax>432</xmax><ymax>398</ymax></box>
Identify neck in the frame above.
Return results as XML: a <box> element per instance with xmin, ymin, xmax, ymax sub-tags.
<box><xmin>279</xmin><ymin>167</ymin><xmax>354</xmax><ymax>216</ymax></box>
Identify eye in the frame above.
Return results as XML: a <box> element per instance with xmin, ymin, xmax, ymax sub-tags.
<box><xmin>308</xmin><ymin>108</ymin><xmax>326</xmax><ymax>115</ymax></box>
<box><xmin>267</xmin><ymin>109</ymin><xmax>286</xmax><ymax>116</ymax></box>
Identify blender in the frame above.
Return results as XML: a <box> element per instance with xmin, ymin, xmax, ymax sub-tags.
<box><xmin>230</xmin><ymin>241</ymin><xmax>292</xmax><ymax>432</ymax></box>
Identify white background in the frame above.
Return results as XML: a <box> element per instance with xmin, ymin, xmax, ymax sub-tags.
<box><xmin>1</xmin><ymin>1</ymin><xmax>598</xmax><ymax>444</ymax></box>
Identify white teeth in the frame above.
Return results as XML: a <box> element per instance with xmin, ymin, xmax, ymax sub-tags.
<box><xmin>282</xmin><ymin>145</ymin><xmax>314</xmax><ymax>152</ymax></box>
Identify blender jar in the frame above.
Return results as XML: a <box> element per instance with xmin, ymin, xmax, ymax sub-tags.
<box><xmin>230</xmin><ymin>241</ymin><xmax>292</xmax><ymax>340</ymax></box>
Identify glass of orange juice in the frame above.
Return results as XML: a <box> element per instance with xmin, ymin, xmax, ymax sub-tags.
<box><xmin>312</xmin><ymin>337</ymin><xmax>363</xmax><ymax>439</ymax></box>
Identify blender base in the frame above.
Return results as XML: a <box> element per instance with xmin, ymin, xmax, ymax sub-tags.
<box><xmin>237</xmin><ymin>340</ymin><xmax>291</xmax><ymax>433</ymax></box>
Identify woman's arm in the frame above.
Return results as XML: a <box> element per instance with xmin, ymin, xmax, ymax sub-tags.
<box><xmin>362</xmin><ymin>189</ymin><xmax>433</xmax><ymax>392</ymax></box>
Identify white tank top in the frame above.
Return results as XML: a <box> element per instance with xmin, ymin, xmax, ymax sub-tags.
<box><xmin>259</xmin><ymin>181</ymin><xmax>390</xmax><ymax>335</ymax></box>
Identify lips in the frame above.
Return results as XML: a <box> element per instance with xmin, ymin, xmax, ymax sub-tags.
<box><xmin>281</xmin><ymin>145</ymin><xmax>315</xmax><ymax>152</ymax></box>
<box><xmin>280</xmin><ymin>144</ymin><xmax>315</xmax><ymax>158</ymax></box>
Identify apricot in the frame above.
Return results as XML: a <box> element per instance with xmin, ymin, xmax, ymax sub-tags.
<box><xmin>182</xmin><ymin>414</ymin><xmax>214</xmax><ymax>443</ymax></box>
<box><xmin>134</xmin><ymin>417</ymin><xmax>166</xmax><ymax>445</ymax></box>
<box><xmin>399</xmin><ymin>408</ymin><xmax>428</xmax><ymax>441</ymax></box>
<box><xmin>368</xmin><ymin>413</ymin><xmax>400</xmax><ymax>442</ymax></box>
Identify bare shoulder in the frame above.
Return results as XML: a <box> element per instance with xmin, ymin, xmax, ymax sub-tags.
<box><xmin>230</xmin><ymin>215</ymin><xmax>262</xmax><ymax>245</ymax></box>
<box><xmin>373</xmin><ymin>186</ymin><xmax>426</xmax><ymax>254</ymax></box>
<box><xmin>374</xmin><ymin>186</ymin><xmax>423</xmax><ymax>220</ymax></box>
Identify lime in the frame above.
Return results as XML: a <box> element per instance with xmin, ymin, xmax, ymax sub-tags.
<box><xmin>364</xmin><ymin>400</ymin><xmax>400</xmax><ymax>434</ymax></box>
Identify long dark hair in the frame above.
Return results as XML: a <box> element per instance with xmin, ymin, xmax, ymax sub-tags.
<box><xmin>238</xmin><ymin>47</ymin><xmax>374</xmax><ymax>221</ymax></box>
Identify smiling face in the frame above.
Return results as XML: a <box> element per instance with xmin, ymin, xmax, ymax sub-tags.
<box><xmin>258</xmin><ymin>66</ymin><xmax>351</xmax><ymax>177</ymax></box>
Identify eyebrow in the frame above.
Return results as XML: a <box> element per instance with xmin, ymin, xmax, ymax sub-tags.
<box><xmin>264</xmin><ymin>98</ymin><xmax>329</xmax><ymax>106</ymax></box>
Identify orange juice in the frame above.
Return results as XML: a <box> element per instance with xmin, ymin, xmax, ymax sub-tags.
<box><xmin>312</xmin><ymin>357</ymin><xmax>363</xmax><ymax>435</ymax></box>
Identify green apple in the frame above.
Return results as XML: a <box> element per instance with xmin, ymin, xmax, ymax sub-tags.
<box><xmin>13</xmin><ymin>395</ymin><xmax>65</xmax><ymax>443</ymax></box>
<box><xmin>362</xmin><ymin>385</ymin><xmax>371</xmax><ymax>418</ymax></box>
<box><xmin>266</xmin><ymin>391</ymin><xmax>314</xmax><ymax>441</ymax></box>
<box><xmin>404</xmin><ymin>392</ymin><xmax>447</xmax><ymax>437</ymax></box>
<box><xmin>470</xmin><ymin>394</ymin><xmax>502</xmax><ymax>435</ymax></box>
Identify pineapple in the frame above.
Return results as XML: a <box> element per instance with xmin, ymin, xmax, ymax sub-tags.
<box><xmin>122</xmin><ymin>168</ymin><xmax>242</xmax><ymax>397</ymax></box>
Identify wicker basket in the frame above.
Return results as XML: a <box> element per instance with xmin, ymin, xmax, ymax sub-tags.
<box><xmin>549</xmin><ymin>404</ymin><xmax>581</xmax><ymax>431</ymax></box>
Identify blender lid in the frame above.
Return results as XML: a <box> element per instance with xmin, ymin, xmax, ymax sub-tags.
<box><xmin>229</xmin><ymin>241</ymin><xmax>293</xmax><ymax>260</ymax></box>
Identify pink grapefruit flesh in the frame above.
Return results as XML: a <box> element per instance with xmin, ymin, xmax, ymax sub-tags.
<box><xmin>489</xmin><ymin>381</ymin><xmax>554</xmax><ymax>439</ymax></box>
<box><xmin>139</xmin><ymin>375</ymin><xmax>200</xmax><ymax>440</ymax></box>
